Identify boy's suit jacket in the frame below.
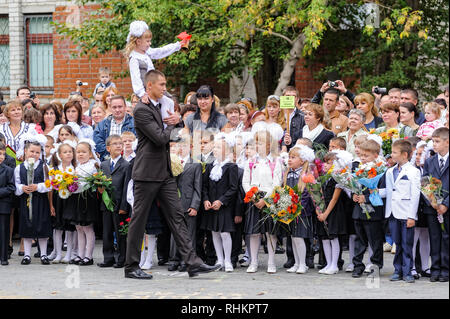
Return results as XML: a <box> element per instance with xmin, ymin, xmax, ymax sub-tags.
<box><xmin>177</xmin><ymin>158</ymin><xmax>202</xmax><ymax>212</ymax></box>
<box><xmin>101</xmin><ymin>157</ymin><xmax>130</xmax><ymax>213</ymax></box>
<box><xmin>382</xmin><ymin>162</ymin><xmax>421</xmax><ymax>220</ymax></box>
<box><xmin>422</xmin><ymin>154</ymin><xmax>449</xmax><ymax>213</ymax></box>
<box><xmin>0</xmin><ymin>163</ymin><xmax>15</xmax><ymax>213</ymax></box>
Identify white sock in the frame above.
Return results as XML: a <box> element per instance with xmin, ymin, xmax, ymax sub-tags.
<box><xmin>144</xmin><ymin>235</ymin><xmax>156</xmax><ymax>267</ymax></box>
<box><xmin>419</xmin><ymin>227</ymin><xmax>430</xmax><ymax>271</ymax></box>
<box><xmin>220</xmin><ymin>232</ymin><xmax>232</xmax><ymax>265</ymax></box>
<box><xmin>54</xmin><ymin>229</ymin><xmax>63</xmax><ymax>259</ymax></box>
<box><xmin>71</xmin><ymin>231</ymin><xmax>78</xmax><ymax>258</ymax></box>
<box><xmin>38</xmin><ymin>238</ymin><xmax>48</xmax><ymax>257</ymax></box>
<box><xmin>266</xmin><ymin>233</ymin><xmax>277</xmax><ymax>266</ymax></box>
<box><xmin>249</xmin><ymin>234</ymin><xmax>260</xmax><ymax>266</ymax></box>
<box><xmin>24</xmin><ymin>238</ymin><xmax>33</xmax><ymax>257</ymax></box>
<box><xmin>212</xmin><ymin>231</ymin><xmax>224</xmax><ymax>265</ymax></box>
<box><xmin>48</xmin><ymin>230</ymin><xmax>57</xmax><ymax>258</ymax></box>
<box><xmin>330</xmin><ymin>238</ymin><xmax>340</xmax><ymax>271</ymax></box>
<box><xmin>292</xmin><ymin>237</ymin><xmax>306</xmax><ymax>267</ymax></box>
<box><xmin>76</xmin><ymin>226</ymin><xmax>86</xmax><ymax>259</ymax></box>
<box><xmin>348</xmin><ymin>235</ymin><xmax>357</xmax><ymax>266</ymax></box>
<box><xmin>322</xmin><ymin>239</ymin><xmax>332</xmax><ymax>270</ymax></box>
<box><xmin>291</xmin><ymin>236</ymin><xmax>299</xmax><ymax>267</ymax></box>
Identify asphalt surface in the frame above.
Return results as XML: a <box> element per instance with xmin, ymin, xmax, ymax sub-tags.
<box><xmin>0</xmin><ymin>240</ymin><xmax>448</xmax><ymax>299</ymax></box>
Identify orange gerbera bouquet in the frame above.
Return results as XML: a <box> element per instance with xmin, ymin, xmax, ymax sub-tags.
<box><xmin>421</xmin><ymin>176</ymin><xmax>447</xmax><ymax>231</ymax></box>
<box><xmin>261</xmin><ymin>186</ymin><xmax>302</xmax><ymax>228</ymax></box>
<box><xmin>244</xmin><ymin>186</ymin><xmax>266</xmax><ymax>204</ymax></box>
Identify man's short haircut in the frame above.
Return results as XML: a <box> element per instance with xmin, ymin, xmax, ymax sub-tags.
<box><xmin>393</xmin><ymin>139</ymin><xmax>413</xmax><ymax>159</ymax></box>
<box><xmin>359</xmin><ymin>139</ymin><xmax>381</xmax><ymax>155</ymax></box>
<box><xmin>106</xmin><ymin>134</ymin><xmax>122</xmax><ymax>146</ymax></box>
<box><xmin>330</xmin><ymin>136</ymin><xmax>347</xmax><ymax>150</ymax></box>
<box><xmin>16</xmin><ymin>86</ymin><xmax>31</xmax><ymax>96</ymax></box>
<box><xmin>121</xmin><ymin>131</ymin><xmax>136</xmax><ymax>140</ymax></box>
<box><xmin>109</xmin><ymin>95</ymin><xmax>126</xmax><ymax>106</ymax></box>
<box><xmin>432</xmin><ymin>127</ymin><xmax>449</xmax><ymax>141</ymax></box>
<box><xmin>145</xmin><ymin>70</ymin><xmax>165</xmax><ymax>86</ymax></box>
<box><xmin>282</xmin><ymin>86</ymin><xmax>299</xmax><ymax>98</ymax></box>
<box><xmin>99</xmin><ymin>67</ymin><xmax>111</xmax><ymax>75</ymax></box>
<box><xmin>324</xmin><ymin>88</ymin><xmax>340</xmax><ymax>100</ymax></box>
<box><xmin>388</xmin><ymin>88</ymin><xmax>401</xmax><ymax>95</ymax></box>
<box><xmin>401</xmin><ymin>88</ymin><xmax>418</xmax><ymax>101</ymax></box>
<box><xmin>224</xmin><ymin>103</ymin><xmax>240</xmax><ymax>116</ymax></box>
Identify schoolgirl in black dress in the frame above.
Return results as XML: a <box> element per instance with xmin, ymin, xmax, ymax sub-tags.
<box><xmin>316</xmin><ymin>153</ymin><xmax>348</xmax><ymax>275</ymax></box>
<box><xmin>48</xmin><ymin>140</ymin><xmax>77</xmax><ymax>264</ymax></box>
<box><xmin>201</xmin><ymin>137</ymin><xmax>238</xmax><ymax>272</ymax></box>
<box><xmin>14</xmin><ymin>135</ymin><xmax>52</xmax><ymax>265</ymax></box>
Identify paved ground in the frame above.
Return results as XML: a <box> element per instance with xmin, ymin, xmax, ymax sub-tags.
<box><xmin>0</xmin><ymin>240</ymin><xmax>448</xmax><ymax>299</ymax></box>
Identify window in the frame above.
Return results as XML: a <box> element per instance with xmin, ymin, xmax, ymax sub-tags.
<box><xmin>0</xmin><ymin>16</ymin><xmax>9</xmax><ymax>90</ymax></box>
<box><xmin>25</xmin><ymin>15</ymin><xmax>53</xmax><ymax>91</ymax></box>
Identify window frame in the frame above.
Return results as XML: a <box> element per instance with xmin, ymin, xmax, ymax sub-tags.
<box><xmin>0</xmin><ymin>14</ymin><xmax>10</xmax><ymax>93</ymax></box>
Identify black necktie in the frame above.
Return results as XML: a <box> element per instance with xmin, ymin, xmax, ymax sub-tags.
<box><xmin>110</xmin><ymin>161</ymin><xmax>114</xmax><ymax>172</ymax></box>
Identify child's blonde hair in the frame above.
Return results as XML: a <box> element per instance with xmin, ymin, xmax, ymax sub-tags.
<box><xmin>423</xmin><ymin>101</ymin><xmax>442</xmax><ymax>119</ymax></box>
<box><xmin>359</xmin><ymin>139</ymin><xmax>381</xmax><ymax>155</ymax></box>
<box><xmin>121</xmin><ymin>131</ymin><xmax>136</xmax><ymax>141</ymax></box>
<box><xmin>124</xmin><ymin>29</ymin><xmax>153</xmax><ymax>61</ymax></box>
<box><xmin>354</xmin><ymin>135</ymin><xmax>368</xmax><ymax>146</ymax></box>
<box><xmin>99</xmin><ymin>67</ymin><xmax>111</xmax><ymax>76</ymax></box>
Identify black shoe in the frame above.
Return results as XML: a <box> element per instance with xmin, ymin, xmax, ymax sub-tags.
<box><xmin>275</xmin><ymin>246</ymin><xmax>285</xmax><ymax>254</ymax></box>
<box><xmin>113</xmin><ymin>263</ymin><xmax>124</xmax><ymax>268</ymax></box>
<box><xmin>317</xmin><ymin>264</ymin><xmax>327</xmax><ymax>270</ymax></box>
<box><xmin>187</xmin><ymin>263</ymin><xmax>221</xmax><ymax>278</ymax></box>
<box><xmin>430</xmin><ymin>276</ymin><xmax>440</xmax><ymax>282</ymax></box>
<box><xmin>352</xmin><ymin>270</ymin><xmax>364</xmax><ymax>278</ymax></box>
<box><xmin>97</xmin><ymin>261</ymin><xmax>114</xmax><ymax>268</ymax></box>
<box><xmin>306</xmin><ymin>258</ymin><xmax>315</xmax><ymax>269</ymax></box>
<box><xmin>412</xmin><ymin>273</ymin><xmax>420</xmax><ymax>280</ymax></box>
<box><xmin>62</xmin><ymin>244</ymin><xmax>67</xmax><ymax>251</ymax></box>
<box><xmin>18</xmin><ymin>251</ymin><xmax>24</xmax><ymax>256</ymax></box>
<box><xmin>178</xmin><ymin>264</ymin><xmax>188</xmax><ymax>272</ymax></box>
<box><xmin>125</xmin><ymin>268</ymin><xmax>153</xmax><ymax>280</ymax></box>
<box><xmin>1</xmin><ymin>260</ymin><xmax>8</xmax><ymax>266</ymax></box>
<box><xmin>79</xmin><ymin>258</ymin><xmax>93</xmax><ymax>266</ymax></box>
<box><xmin>21</xmin><ymin>255</ymin><xmax>31</xmax><ymax>265</ymax></box>
<box><xmin>439</xmin><ymin>276</ymin><xmax>449</xmax><ymax>282</ymax></box>
<box><xmin>421</xmin><ymin>270</ymin><xmax>431</xmax><ymax>278</ymax></box>
<box><xmin>34</xmin><ymin>251</ymin><xmax>40</xmax><ymax>258</ymax></box>
<box><xmin>283</xmin><ymin>259</ymin><xmax>295</xmax><ymax>269</ymax></box>
<box><xmin>8</xmin><ymin>245</ymin><xmax>13</xmax><ymax>255</ymax></box>
<box><xmin>232</xmin><ymin>262</ymin><xmax>237</xmax><ymax>269</ymax></box>
<box><xmin>168</xmin><ymin>263</ymin><xmax>180</xmax><ymax>271</ymax></box>
<box><xmin>157</xmin><ymin>259</ymin><xmax>168</xmax><ymax>266</ymax></box>
<box><xmin>40</xmin><ymin>255</ymin><xmax>50</xmax><ymax>265</ymax></box>
<box><xmin>69</xmin><ymin>256</ymin><xmax>82</xmax><ymax>265</ymax></box>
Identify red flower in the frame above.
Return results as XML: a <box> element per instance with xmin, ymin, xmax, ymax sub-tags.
<box><xmin>119</xmin><ymin>222</ymin><xmax>124</xmax><ymax>226</ymax></box>
<box><xmin>273</xmin><ymin>193</ymin><xmax>280</xmax><ymax>204</ymax></box>
<box><xmin>125</xmin><ymin>218</ymin><xmax>131</xmax><ymax>223</ymax></box>
<box><xmin>291</xmin><ymin>193</ymin><xmax>299</xmax><ymax>204</ymax></box>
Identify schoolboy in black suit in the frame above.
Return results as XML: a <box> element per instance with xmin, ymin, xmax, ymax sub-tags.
<box><xmin>0</xmin><ymin>142</ymin><xmax>15</xmax><ymax>265</ymax></box>
<box><xmin>422</xmin><ymin>127</ymin><xmax>449</xmax><ymax>282</ymax></box>
<box><xmin>98</xmin><ymin>135</ymin><xmax>130</xmax><ymax>268</ymax></box>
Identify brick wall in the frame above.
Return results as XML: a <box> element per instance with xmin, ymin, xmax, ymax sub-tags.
<box><xmin>52</xmin><ymin>5</ymin><xmax>133</xmax><ymax>99</ymax></box>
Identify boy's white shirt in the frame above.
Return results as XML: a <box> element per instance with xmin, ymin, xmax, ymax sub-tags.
<box><xmin>380</xmin><ymin>161</ymin><xmax>421</xmax><ymax>220</ymax></box>
<box><xmin>14</xmin><ymin>160</ymin><xmax>52</xmax><ymax>196</ymax></box>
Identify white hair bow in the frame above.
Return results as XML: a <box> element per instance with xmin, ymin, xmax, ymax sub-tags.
<box><xmin>127</xmin><ymin>20</ymin><xmax>149</xmax><ymax>43</ymax></box>
<box><xmin>16</xmin><ymin>133</ymin><xmax>48</xmax><ymax>159</ymax></box>
<box><xmin>291</xmin><ymin>145</ymin><xmax>315</xmax><ymax>163</ymax></box>
<box><xmin>78</xmin><ymin>138</ymin><xmax>101</xmax><ymax>164</ymax></box>
<box><xmin>332</xmin><ymin>150</ymin><xmax>354</xmax><ymax>169</ymax></box>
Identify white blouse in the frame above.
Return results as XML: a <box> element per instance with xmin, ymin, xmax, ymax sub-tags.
<box><xmin>0</xmin><ymin>122</ymin><xmax>38</xmax><ymax>155</ymax></box>
<box><xmin>75</xmin><ymin>159</ymin><xmax>98</xmax><ymax>193</ymax></box>
<box><xmin>242</xmin><ymin>154</ymin><xmax>283</xmax><ymax>197</ymax></box>
<box><xmin>14</xmin><ymin>160</ymin><xmax>52</xmax><ymax>196</ymax></box>
<box><xmin>129</xmin><ymin>42</ymin><xmax>181</xmax><ymax>98</ymax></box>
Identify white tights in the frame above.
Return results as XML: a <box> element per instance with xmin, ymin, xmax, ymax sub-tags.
<box><xmin>24</xmin><ymin>238</ymin><xmax>48</xmax><ymax>257</ymax></box>
<box><xmin>412</xmin><ymin>227</ymin><xmax>430</xmax><ymax>272</ymax></box>
<box><xmin>140</xmin><ymin>234</ymin><xmax>157</xmax><ymax>268</ymax></box>
<box><xmin>322</xmin><ymin>238</ymin><xmax>340</xmax><ymax>271</ymax></box>
<box><xmin>291</xmin><ymin>237</ymin><xmax>307</xmax><ymax>267</ymax></box>
<box><xmin>75</xmin><ymin>225</ymin><xmax>95</xmax><ymax>259</ymax></box>
<box><xmin>212</xmin><ymin>231</ymin><xmax>232</xmax><ymax>266</ymax></box>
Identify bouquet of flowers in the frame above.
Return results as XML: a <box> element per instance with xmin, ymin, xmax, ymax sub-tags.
<box><xmin>301</xmin><ymin>166</ymin><xmax>330</xmax><ymax>235</ymax></box>
<box><xmin>369</xmin><ymin>128</ymin><xmax>400</xmax><ymax>156</ymax></box>
<box><xmin>170</xmin><ymin>153</ymin><xmax>184</xmax><ymax>177</ymax></box>
<box><xmin>330</xmin><ymin>153</ymin><xmax>375</xmax><ymax>219</ymax></box>
<box><xmin>119</xmin><ymin>217</ymin><xmax>132</xmax><ymax>235</ymax></box>
<box><xmin>244</xmin><ymin>186</ymin><xmax>267</xmax><ymax>204</ymax></box>
<box><xmin>26</xmin><ymin>158</ymin><xmax>35</xmax><ymax>221</ymax></box>
<box><xmin>353</xmin><ymin>161</ymin><xmax>387</xmax><ymax>207</ymax></box>
<box><xmin>421</xmin><ymin>176</ymin><xmax>447</xmax><ymax>232</ymax></box>
<box><xmin>80</xmin><ymin>171</ymin><xmax>114</xmax><ymax>212</ymax></box>
<box><xmin>261</xmin><ymin>185</ymin><xmax>302</xmax><ymax>226</ymax></box>
<box><xmin>46</xmin><ymin>167</ymin><xmax>79</xmax><ymax>199</ymax></box>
